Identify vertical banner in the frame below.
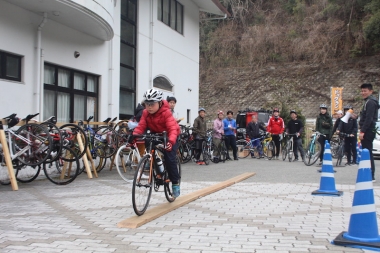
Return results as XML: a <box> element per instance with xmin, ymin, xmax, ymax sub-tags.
<box><xmin>331</xmin><ymin>87</ymin><xmax>343</xmax><ymax>116</ymax></box>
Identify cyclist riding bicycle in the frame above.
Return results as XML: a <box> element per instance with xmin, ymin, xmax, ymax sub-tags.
<box><xmin>130</xmin><ymin>88</ymin><xmax>181</xmax><ymax>197</ymax></box>
<box><xmin>246</xmin><ymin>115</ymin><xmax>266</xmax><ymax>158</ymax></box>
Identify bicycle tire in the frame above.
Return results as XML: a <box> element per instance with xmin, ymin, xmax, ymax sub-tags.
<box><xmin>13</xmin><ymin>123</ymin><xmax>53</xmax><ymax>166</ymax></box>
<box><xmin>115</xmin><ymin>145</ymin><xmax>137</xmax><ymax>182</ymax></box>
<box><xmin>236</xmin><ymin>139</ymin><xmax>250</xmax><ymax>158</ymax></box>
<box><xmin>201</xmin><ymin>141</ymin><xmax>210</xmax><ymax>165</ymax></box>
<box><xmin>262</xmin><ymin>140</ymin><xmax>268</xmax><ymax>158</ymax></box>
<box><xmin>220</xmin><ymin>141</ymin><xmax>227</xmax><ymax>163</ymax></box>
<box><xmin>59</xmin><ymin>124</ymin><xmax>88</xmax><ymax>161</ymax></box>
<box><xmin>43</xmin><ymin>146</ymin><xmax>80</xmax><ymax>185</ymax></box>
<box><xmin>266</xmin><ymin>141</ymin><xmax>275</xmax><ymax>160</ymax></box>
<box><xmin>164</xmin><ymin>155</ymin><xmax>181</xmax><ymax>202</ymax></box>
<box><xmin>281</xmin><ymin>145</ymin><xmax>287</xmax><ymax>161</ymax></box>
<box><xmin>80</xmin><ymin>152</ymin><xmax>107</xmax><ymax>175</ymax></box>
<box><xmin>15</xmin><ymin>161</ymin><xmax>41</xmax><ymax>183</ymax></box>
<box><xmin>40</xmin><ymin>122</ymin><xmax>63</xmax><ymax>163</ymax></box>
<box><xmin>94</xmin><ymin>126</ymin><xmax>119</xmax><ymax>158</ymax></box>
<box><xmin>304</xmin><ymin>141</ymin><xmax>321</xmax><ymax>166</ymax></box>
<box><xmin>132</xmin><ymin>155</ymin><xmax>153</xmax><ymax>216</ymax></box>
<box><xmin>336</xmin><ymin>144</ymin><xmax>344</xmax><ymax>166</ymax></box>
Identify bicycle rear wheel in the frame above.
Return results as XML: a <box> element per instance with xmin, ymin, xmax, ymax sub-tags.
<box><xmin>132</xmin><ymin>155</ymin><xmax>153</xmax><ymax>216</ymax></box>
<box><xmin>220</xmin><ymin>141</ymin><xmax>227</xmax><ymax>163</ymax></box>
<box><xmin>266</xmin><ymin>141</ymin><xmax>275</xmax><ymax>160</ymax></box>
<box><xmin>201</xmin><ymin>141</ymin><xmax>210</xmax><ymax>165</ymax></box>
<box><xmin>236</xmin><ymin>140</ymin><xmax>250</xmax><ymax>158</ymax></box>
<box><xmin>336</xmin><ymin>144</ymin><xmax>344</xmax><ymax>166</ymax></box>
<box><xmin>15</xmin><ymin>161</ymin><xmax>41</xmax><ymax>183</ymax></box>
<box><xmin>304</xmin><ymin>142</ymin><xmax>321</xmax><ymax>166</ymax></box>
<box><xmin>164</xmin><ymin>155</ymin><xmax>181</xmax><ymax>202</ymax></box>
<box><xmin>95</xmin><ymin>126</ymin><xmax>118</xmax><ymax>158</ymax></box>
<box><xmin>281</xmin><ymin>144</ymin><xmax>287</xmax><ymax>161</ymax></box>
<box><xmin>59</xmin><ymin>124</ymin><xmax>88</xmax><ymax>161</ymax></box>
<box><xmin>13</xmin><ymin>123</ymin><xmax>53</xmax><ymax>166</ymax></box>
<box><xmin>43</xmin><ymin>146</ymin><xmax>80</xmax><ymax>185</ymax></box>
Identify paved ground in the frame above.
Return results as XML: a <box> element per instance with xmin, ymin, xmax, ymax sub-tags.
<box><xmin>1</xmin><ymin>154</ymin><xmax>380</xmax><ymax>253</ymax></box>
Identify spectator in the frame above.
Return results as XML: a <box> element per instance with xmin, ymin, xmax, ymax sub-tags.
<box><xmin>267</xmin><ymin>108</ymin><xmax>285</xmax><ymax>160</ymax></box>
<box><xmin>223</xmin><ymin>111</ymin><xmax>238</xmax><ymax>160</ymax></box>
<box><xmin>358</xmin><ymin>83</ymin><xmax>379</xmax><ymax>181</ymax></box>
<box><xmin>212</xmin><ymin>111</ymin><xmax>225</xmax><ymax>162</ymax></box>
<box><xmin>167</xmin><ymin>96</ymin><xmax>181</xmax><ymax>123</ymax></box>
<box><xmin>286</xmin><ymin>110</ymin><xmax>305</xmax><ymax>162</ymax></box>
<box><xmin>193</xmin><ymin>108</ymin><xmax>207</xmax><ymax>165</ymax></box>
<box><xmin>316</xmin><ymin>104</ymin><xmax>333</xmax><ymax>165</ymax></box>
<box><xmin>332</xmin><ymin>110</ymin><xmax>343</xmax><ymax>134</ymax></box>
<box><xmin>246</xmin><ymin>115</ymin><xmax>266</xmax><ymax>158</ymax></box>
<box><xmin>338</xmin><ymin>105</ymin><xmax>358</xmax><ymax>166</ymax></box>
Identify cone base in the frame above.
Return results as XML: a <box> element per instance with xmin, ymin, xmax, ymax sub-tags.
<box><xmin>332</xmin><ymin>231</ymin><xmax>380</xmax><ymax>251</ymax></box>
<box><xmin>311</xmin><ymin>190</ymin><xmax>343</xmax><ymax>196</ymax></box>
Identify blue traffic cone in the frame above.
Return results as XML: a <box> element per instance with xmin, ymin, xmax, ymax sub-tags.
<box><xmin>332</xmin><ymin>149</ymin><xmax>380</xmax><ymax>250</ymax></box>
<box><xmin>312</xmin><ymin>141</ymin><xmax>343</xmax><ymax>196</ymax></box>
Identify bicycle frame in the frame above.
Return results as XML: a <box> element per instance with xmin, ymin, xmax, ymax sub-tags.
<box><xmin>4</xmin><ymin>128</ymin><xmax>38</xmax><ymax>162</ymax></box>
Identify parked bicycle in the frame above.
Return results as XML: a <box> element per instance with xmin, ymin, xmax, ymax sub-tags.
<box><xmin>131</xmin><ymin>132</ymin><xmax>181</xmax><ymax>216</ymax></box>
<box><xmin>281</xmin><ymin>134</ymin><xmax>297</xmax><ymax>162</ymax></box>
<box><xmin>261</xmin><ymin>132</ymin><xmax>275</xmax><ymax>160</ymax></box>
<box><xmin>335</xmin><ymin>132</ymin><xmax>352</xmax><ymax>166</ymax></box>
<box><xmin>303</xmin><ymin>130</ymin><xmax>323</xmax><ymax>166</ymax></box>
<box><xmin>237</xmin><ymin>135</ymin><xmax>265</xmax><ymax>158</ymax></box>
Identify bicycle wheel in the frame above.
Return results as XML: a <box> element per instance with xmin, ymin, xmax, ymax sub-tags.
<box><xmin>13</xmin><ymin>123</ymin><xmax>53</xmax><ymax>166</ymax></box>
<box><xmin>236</xmin><ymin>139</ymin><xmax>250</xmax><ymax>158</ymax></box>
<box><xmin>80</xmin><ymin>151</ymin><xmax>106</xmax><ymax>175</ymax></box>
<box><xmin>94</xmin><ymin>126</ymin><xmax>118</xmax><ymax>158</ymax></box>
<box><xmin>304</xmin><ymin>141</ymin><xmax>321</xmax><ymax>166</ymax></box>
<box><xmin>336</xmin><ymin>144</ymin><xmax>344</xmax><ymax>166</ymax></box>
<box><xmin>266</xmin><ymin>141</ymin><xmax>275</xmax><ymax>160</ymax></box>
<box><xmin>115</xmin><ymin>145</ymin><xmax>137</xmax><ymax>182</ymax></box>
<box><xmin>164</xmin><ymin>155</ymin><xmax>181</xmax><ymax>202</ymax></box>
<box><xmin>181</xmin><ymin>142</ymin><xmax>192</xmax><ymax>164</ymax></box>
<box><xmin>201</xmin><ymin>141</ymin><xmax>210</xmax><ymax>165</ymax></box>
<box><xmin>43</xmin><ymin>146</ymin><xmax>80</xmax><ymax>185</ymax></box>
<box><xmin>288</xmin><ymin>142</ymin><xmax>293</xmax><ymax>162</ymax></box>
<box><xmin>262</xmin><ymin>141</ymin><xmax>268</xmax><ymax>158</ymax></box>
<box><xmin>330</xmin><ymin>139</ymin><xmax>340</xmax><ymax>159</ymax></box>
<box><xmin>132</xmin><ymin>155</ymin><xmax>153</xmax><ymax>216</ymax></box>
<box><xmin>59</xmin><ymin>124</ymin><xmax>88</xmax><ymax>161</ymax></box>
<box><xmin>281</xmin><ymin>144</ymin><xmax>287</xmax><ymax>161</ymax></box>
<box><xmin>220</xmin><ymin>141</ymin><xmax>227</xmax><ymax>163</ymax></box>
<box><xmin>15</xmin><ymin>161</ymin><xmax>41</xmax><ymax>183</ymax></box>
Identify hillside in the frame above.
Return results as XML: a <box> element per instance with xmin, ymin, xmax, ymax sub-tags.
<box><xmin>199</xmin><ymin>0</ymin><xmax>380</xmax><ymax>118</ymax></box>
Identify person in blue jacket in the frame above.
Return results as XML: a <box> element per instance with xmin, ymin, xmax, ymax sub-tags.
<box><xmin>223</xmin><ymin>110</ymin><xmax>238</xmax><ymax>160</ymax></box>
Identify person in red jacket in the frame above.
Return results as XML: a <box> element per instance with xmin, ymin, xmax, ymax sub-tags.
<box><xmin>267</xmin><ymin>108</ymin><xmax>285</xmax><ymax>160</ymax></box>
<box><xmin>132</xmin><ymin>88</ymin><xmax>181</xmax><ymax>197</ymax></box>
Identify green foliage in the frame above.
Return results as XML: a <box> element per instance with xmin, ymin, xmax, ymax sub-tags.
<box><xmin>322</xmin><ymin>3</ymin><xmax>340</xmax><ymax>17</ymax></box>
<box><xmin>364</xmin><ymin>11</ymin><xmax>380</xmax><ymax>41</ymax></box>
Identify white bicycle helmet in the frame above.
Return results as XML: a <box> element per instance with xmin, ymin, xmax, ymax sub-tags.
<box><xmin>143</xmin><ymin>88</ymin><xmax>163</xmax><ymax>102</ymax></box>
<box><xmin>319</xmin><ymin>103</ymin><xmax>328</xmax><ymax>109</ymax></box>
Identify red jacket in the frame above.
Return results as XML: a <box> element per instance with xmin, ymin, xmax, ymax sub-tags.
<box><xmin>133</xmin><ymin>100</ymin><xmax>180</xmax><ymax>144</ymax></box>
<box><xmin>267</xmin><ymin>116</ymin><xmax>284</xmax><ymax>135</ymax></box>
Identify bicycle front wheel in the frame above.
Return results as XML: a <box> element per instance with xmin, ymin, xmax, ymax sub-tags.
<box><xmin>304</xmin><ymin>141</ymin><xmax>321</xmax><ymax>166</ymax></box>
<box><xmin>115</xmin><ymin>145</ymin><xmax>136</xmax><ymax>182</ymax></box>
<box><xmin>201</xmin><ymin>141</ymin><xmax>210</xmax><ymax>165</ymax></box>
<box><xmin>281</xmin><ymin>145</ymin><xmax>287</xmax><ymax>161</ymax></box>
<box><xmin>94</xmin><ymin>126</ymin><xmax>118</xmax><ymax>158</ymax></box>
<box><xmin>236</xmin><ymin>140</ymin><xmax>250</xmax><ymax>158</ymax></box>
<box><xmin>164</xmin><ymin>155</ymin><xmax>181</xmax><ymax>202</ymax></box>
<box><xmin>266</xmin><ymin>141</ymin><xmax>275</xmax><ymax>160</ymax></box>
<box><xmin>336</xmin><ymin>144</ymin><xmax>344</xmax><ymax>166</ymax></box>
<box><xmin>15</xmin><ymin>161</ymin><xmax>41</xmax><ymax>183</ymax></box>
<box><xmin>220</xmin><ymin>141</ymin><xmax>227</xmax><ymax>163</ymax></box>
<box><xmin>132</xmin><ymin>155</ymin><xmax>153</xmax><ymax>216</ymax></box>
<box><xmin>43</xmin><ymin>146</ymin><xmax>80</xmax><ymax>185</ymax></box>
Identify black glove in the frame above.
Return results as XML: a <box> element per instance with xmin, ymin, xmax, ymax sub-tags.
<box><xmin>126</xmin><ymin>134</ymin><xmax>135</xmax><ymax>145</ymax></box>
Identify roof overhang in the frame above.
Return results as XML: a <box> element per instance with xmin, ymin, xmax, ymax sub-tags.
<box><xmin>193</xmin><ymin>0</ymin><xmax>231</xmax><ymax>17</ymax></box>
<box><xmin>4</xmin><ymin>0</ymin><xmax>114</xmax><ymax>41</ymax></box>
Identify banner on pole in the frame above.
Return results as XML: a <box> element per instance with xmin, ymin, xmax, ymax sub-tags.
<box><xmin>331</xmin><ymin>87</ymin><xmax>343</xmax><ymax>116</ymax></box>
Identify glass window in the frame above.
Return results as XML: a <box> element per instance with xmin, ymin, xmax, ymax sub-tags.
<box><xmin>0</xmin><ymin>51</ymin><xmax>22</xmax><ymax>81</ymax></box>
<box><xmin>44</xmin><ymin>65</ymin><xmax>55</xmax><ymax>85</ymax></box>
<box><xmin>176</xmin><ymin>3</ymin><xmax>183</xmax><ymax>33</ymax></box>
<box><xmin>120</xmin><ymin>90</ymin><xmax>135</xmax><ymax>115</ymax></box>
<box><xmin>163</xmin><ymin>0</ymin><xmax>170</xmax><ymax>25</ymax></box>
<box><xmin>87</xmin><ymin>97</ymin><xmax>97</xmax><ymax>121</ymax></box>
<box><xmin>170</xmin><ymin>0</ymin><xmax>176</xmax><ymax>29</ymax></box>
<box><xmin>44</xmin><ymin>90</ymin><xmax>55</xmax><ymax>121</ymax></box>
<box><xmin>128</xmin><ymin>1</ymin><xmax>136</xmax><ymax>22</ymax></box>
<box><xmin>74</xmin><ymin>94</ymin><xmax>85</xmax><ymax>122</ymax></box>
<box><xmin>153</xmin><ymin>76</ymin><xmax>173</xmax><ymax>91</ymax></box>
<box><xmin>121</xmin><ymin>43</ymin><xmax>135</xmax><ymax>67</ymax></box>
<box><xmin>58</xmin><ymin>69</ymin><xmax>70</xmax><ymax>88</ymax></box>
<box><xmin>158</xmin><ymin>0</ymin><xmax>183</xmax><ymax>34</ymax></box>
<box><xmin>121</xmin><ymin>0</ymin><xmax>127</xmax><ymax>17</ymax></box>
<box><xmin>87</xmin><ymin>76</ymin><xmax>97</xmax><ymax>93</ymax></box>
<box><xmin>57</xmin><ymin>92</ymin><xmax>70</xmax><ymax>122</ymax></box>
<box><xmin>158</xmin><ymin>0</ymin><xmax>162</xmax><ymax>20</ymax></box>
<box><xmin>74</xmin><ymin>72</ymin><xmax>85</xmax><ymax>90</ymax></box>
<box><xmin>121</xmin><ymin>20</ymin><xmax>135</xmax><ymax>45</ymax></box>
<box><xmin>120</xmin><ymin>67</ymin><xmax>135</xmax><ymax>90</ymax></box>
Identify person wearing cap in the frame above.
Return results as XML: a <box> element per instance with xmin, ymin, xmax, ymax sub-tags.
<box><xmin>337</xmin><ymin>105</ymin><xmax>358</xmax><ymax>166</ymax></box>
<box><xmin>223</xmin><ymin>110</ymin><xmax>238</xmax><ymax>160</ymax></box>
<box><xmin>212</xmin><ymin>111</ymin><xmax>225</xmax><ymax>162</ymax></box>
<box><xmin>246</xmin><ymin>115</ymin><xmax>266</xmax><ymax>158</ymax></box>
<box><xmin>316</xmin><ymin>103</ymin><xmax>333</xmax><ymax>165</ymax></box>
<box><xmin>359</xmin><ymin>83</ymin><xmax>379</xmax><ymax>181</ymax></box>
<box><xmin>332</xmin><ymin>110</ymin><xmax>343</xmax><ymax>135</ymax></box>
<box><xmin>167</xmin><ymin>96</ymin><xmax>182</xmax><ymax>123</ymax></box>
<box><xmin>285</xmin><ymin>110</ymin><xmax>305</xmax><ymax>162</ymax></box>
<box><xmin>193</xmin><ymin>108</ymin><xmax>207</xmax><ymax>165</ymax></box>
<box><xmin>267</xmin><ymin>108</ymin><xmax>285</xmax><ymax>160</ymax></box>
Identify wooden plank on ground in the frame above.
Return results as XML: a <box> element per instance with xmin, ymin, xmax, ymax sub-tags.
<box><xmin>117</xmin><ymin>172</ymin><xmax>255</xmax><ymax>229</ymax></box>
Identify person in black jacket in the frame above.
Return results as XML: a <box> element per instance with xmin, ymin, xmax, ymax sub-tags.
<box><xmin>246</xmin><ymin>115</ymin><xmax>266</xmax><ymax>158</ymax></box>
<box><xmin>286</xmin><ymin>110</ymin><xmax>305</xmax><ymax>162</ymax></box>
<box><xmin>332</xmin><ymin>110</ymin><xmax>343</xmax><ymax>134</ymax></box>
<box><xmin>359</xmin><ymin>83</ymin><xmax>379</xmax><ymax>181</ymax></box>
<box><xmin>337</xmin><ymin>105</ymin><xmax>358</xmax><ymax>166</ymax></box>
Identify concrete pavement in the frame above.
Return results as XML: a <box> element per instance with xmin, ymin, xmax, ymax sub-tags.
<box><xmin>1</xmin><ymin>156</ymin><xmax>380</xmax><ymax>252</ymax></box>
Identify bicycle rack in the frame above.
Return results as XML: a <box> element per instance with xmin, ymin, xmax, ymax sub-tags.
<box><xmin>0</xmin><ymin>120</ymin><xmax>18</xmax><ymax>191</ymax></box>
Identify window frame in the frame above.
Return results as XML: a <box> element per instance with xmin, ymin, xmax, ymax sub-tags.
<box><xmin>43</xmin><ymin>63</ymin><xmax>99</xmax><ymax>123</ymax></box>
<box><xmin>0</xmin><ymin>51</ymin><xmax>22</xmax><ymax>82</ymax></box>
<box><xmin>157</xmin><ymin>0</ymin><xmax>184</xmax><ymax>34</ymax></box>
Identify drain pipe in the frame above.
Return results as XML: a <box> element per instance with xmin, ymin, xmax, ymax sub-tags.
<box><xmin>36</xmin><ymin>12</ymin><xmax>47</xmax><ymax>121</ymax></box>
<box><xmin>149</xmin><ymin>0</ymin><xmax>154</xmax><ymax>88</ymax></box>
<box><xmin>108</xmin><ymin>40</ymin><xmax>113</xmax><ymax>117</ymax></box>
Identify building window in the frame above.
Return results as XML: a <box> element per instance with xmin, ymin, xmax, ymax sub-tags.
<box><xmin>120</xmin><ymin>0</ymin><xmax>137</xmax><ymax>120</ymax></box>
<box><xmin>43</xmin><ymin>63</ymin><xmax>99</xmax><ymax>123</ymax></box>
<box><xmin>157</xmin><ymin>0</ymin><xmax>183</xmax><ymax>34</ymax></box>
<box><xmin>153</xmin><ymin>76</ymin><xmax>173</xmax><ymax>92</ymax></box>
<box><xmin>0</xmin><ymin>51</ymin><xmax>22</xmax><ymax>82</ymax></box>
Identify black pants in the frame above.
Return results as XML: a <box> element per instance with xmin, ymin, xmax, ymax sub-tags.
<box><xmin>345</xmin><ymin>136</ymin><xmax>357</xmax><ymax>164</ymax></box>
<box><xmin>163</xmin><ymin>140</ymin><xmax>180</xmax><ymax>184</ymax></box>
<box><xmin>194</xmin><ymin>138</ymin><xmax>203</xmax><ymax>160</ymax></box>
<box><xmin>318</xmin><ymin>134</ymin><xmax>330</xmax><ymax>161</ymax></box>
<box><xmin>224</xmin><ymin>135</ymin><xmax>237</xmax><ymax>159</ymax></box>
<box><xmin>293</xmin><ymin>137</ymin><xmax>305</xmax><ymax>160</ymax></box>
<box><xmin>272</xmin><ymin>134</ymin><xmax>281</xmax><ymax>157</ymax></box>
<box><xmin>361</xmin><ymin>130</ymin><xmax>376</xmax><ymax>179</ymax></box>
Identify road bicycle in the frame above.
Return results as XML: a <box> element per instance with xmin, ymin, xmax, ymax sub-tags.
<box><xmin>262</xmin><ymin>133</ymin><xmax>275</xmax><ymax>160</ymax></box>
<box><xmin>281</xmin><ymin>134</ymin><xmax>297</xmax><ymax>162</ymax></box>
<box><xmin>236</xmin><ymin>135</ymin><xmax>265</xmax><ymax>158</ymax></box>
<box><xmin>131</xmin><ymin>132</ymin><xmax>181</xmax><ymax>216</ymax></box>
<box><xmin>330</xmin><ymin>134</ymin><xmax>341</xmax><ymax>159</ymax></box>
<box><xmin>209</xmin><ymin>134</ymin><xmax>227</xmax><ymax>163</ymax></box>
<box><xmin>303</xmin><ymin>130</ymin><xmax>323</xmax><ymax>166</ymax></box>
<box><xmin>335</xmin><ymin>132</ymin><xmax>352</xmax><ymax>166</ymax></box>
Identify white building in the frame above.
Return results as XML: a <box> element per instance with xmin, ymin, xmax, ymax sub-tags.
<box><xmin>0</xmin><ymin>0</ymin><xmax>229</xmax><ymax>124</ymax></box>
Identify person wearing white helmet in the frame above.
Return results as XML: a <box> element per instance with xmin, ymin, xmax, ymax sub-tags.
<box><xmin>316</xmin><ymin>103</ymin><xmax>333</xmax><ymax>165</ymax></box>
<box><xmin>131</xmin><ymin>88</ymin><xmax>181</xmax><ymax>197</ymax></box>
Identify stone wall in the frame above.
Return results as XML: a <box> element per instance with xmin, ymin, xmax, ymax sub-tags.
<box><xmin>200</xmin><ymin>56</ymin><xmax>380</xmax><ymax>121</ymax></box>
